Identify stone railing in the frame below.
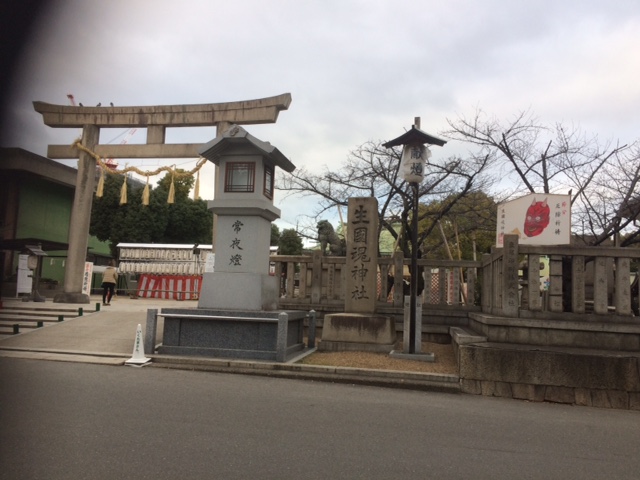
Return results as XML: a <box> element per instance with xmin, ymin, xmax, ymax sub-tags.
<box><xmin>273</xmin><ymin>236</ymin><xmax>640</xmax><ymax>323</ymax></box>
<box><xmin>482</xmin><ymin>234</ymin><xmax>640</xmax><ymax>320</ymax></box>
<box><xmin>271</xmin><ymin>251</ymin><xmax>482</xmax><ymax>315</ymax></box>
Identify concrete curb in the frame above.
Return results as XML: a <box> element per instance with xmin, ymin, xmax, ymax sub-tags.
<box><xmin>0</xmin><ymin>346</ymin><xmax>461</xmax><ymax>393</ymax></box>
<box><xmin>0</xmin><ymin>347</ymin><xmax>128</xmax><ymax>365</ymax></box>
<box><xmin>148</xmin><ymin>354</ymin><xmax>461</xmax><ymax>393</ymax></box>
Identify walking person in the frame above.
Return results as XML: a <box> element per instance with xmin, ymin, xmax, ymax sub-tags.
<box><xmin>101</xmin><ymin>260</ymin><xmax>118</xmax><ymax>306</ymax></box>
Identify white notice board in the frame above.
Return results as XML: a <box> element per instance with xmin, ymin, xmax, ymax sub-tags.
<box><xmin>497</xmin><ymin>193</ymin><xmax>571</xmax><ymax>246</ymax></box>
<box><xmin>17</xmin><ymin>254</ymin><xmax>33</xmax><ymax>294</ymax></box>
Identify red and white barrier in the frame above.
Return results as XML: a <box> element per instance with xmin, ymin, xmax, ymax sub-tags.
<box><xmin>136</xmin><ymin>274</ymin><xmax>202</xmax><ymax>300</ymax></box>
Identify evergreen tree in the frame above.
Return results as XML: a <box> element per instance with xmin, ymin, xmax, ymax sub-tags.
<box><xmin>90</xmin><ymin>170</ymin><xmax>212</xmax><ymax>256</ymax></box>
<box><xmin>278</xmin><ymin>228</ymin><xmax>303</xmax><ymax>255</ymax></box>
<box><xmin>271</xmin><ymin>224</ymin><xmax>281</xmax><ymax>246</ymax></box>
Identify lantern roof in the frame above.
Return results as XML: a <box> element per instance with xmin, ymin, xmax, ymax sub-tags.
<box><xmin>199</xmin><ymin>124</ymin><xmax>295</xmax><ymax>172</ymax></box>
<box><xmin>383</xmin><ymin>125</ymin><xmax>447</xmax><ymax>148</ymax></box>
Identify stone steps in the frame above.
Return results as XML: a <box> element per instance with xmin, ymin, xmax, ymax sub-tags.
<box><xmin>468</xmin><ymin>311</ymin><xmax>640</xmax><ymax>351</ymax></box>
<box><xmin>0</xmin><ymin>305</ymin><xmax>92</xmax><ymax>335</ymax></box>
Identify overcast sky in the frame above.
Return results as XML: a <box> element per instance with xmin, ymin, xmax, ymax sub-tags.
<box><xmin>2</xmin><ymin>0</ymin><xmax>639</xmax><ymax>231</ymax></box>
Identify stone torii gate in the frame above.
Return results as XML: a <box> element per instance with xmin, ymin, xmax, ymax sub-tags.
<box><xmin>33</xmin><ymin>93</ymin><xmax>292</xmax><ymax>303</ymax></box>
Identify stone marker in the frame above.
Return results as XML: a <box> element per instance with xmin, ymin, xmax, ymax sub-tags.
<box><xmin>320</xmin><ymin>197</ymin><xmax>397</xmax><ymax>352</ymax></box>
<box><xmin>345</xmin><ymin>197</ymin><xmax>379</xmax><ymax>314</ymax></box>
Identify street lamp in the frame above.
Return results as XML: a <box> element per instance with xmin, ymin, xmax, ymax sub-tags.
<box><xmin>383</xmin><ymin>117</ymin><xmax>446</xmax><ymax>353</ymax></box>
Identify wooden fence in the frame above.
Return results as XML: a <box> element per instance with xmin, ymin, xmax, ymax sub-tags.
<box><xmin>482</xmin><ymin>234</ymin><xmax>640</xmax><ymax>321</ymax></box>
<box><xmin>272</xmin><ymin>236</ymin><xmax>640</xmax><ymax>322</ymax></box>
<box><xmin>271</xmin><ymin>251</ymin><xmax>482</xmax><ymax>316</ymax></box>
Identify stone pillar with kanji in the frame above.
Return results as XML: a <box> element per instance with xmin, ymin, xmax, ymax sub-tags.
<box><xmin>319</xmin><ymin>196</ymin><xmax>397</xmax><ymax>352</ymax></box>
<box><xmin>345</xmin><ymin>197</ymin><xmax>379</xmax><ymax>313</ymax></box>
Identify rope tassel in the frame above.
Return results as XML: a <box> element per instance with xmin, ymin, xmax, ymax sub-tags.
<box><xmin>69</xmin><ymin>142</ymin><xmax>209</xmax><ymax>207</ymax></box>
<box><xmin>142</xmin><ymin>176</ymin><xmax>150</xmax><ymax>206</ymax></box>
<box><xmin>194</xmin><ymin>170</ymin><xmax>200</xmax><ymax>200</ymax></box>
<box><xmin>119</xmin><ymin>176</ymin><xmax>127</xmax><ymax>205</ymax></box>
<box><xmin>168</xmin><ymin>173</ymin><xmax>175</xmax><ymax>204</ymax></box>
<box><xmin>96</xmin><ymin>168</ymin><xmax>105</xmax><ymax>198</ymax></box>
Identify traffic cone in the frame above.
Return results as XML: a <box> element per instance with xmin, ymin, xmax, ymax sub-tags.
<box><xmin>125</xmin><ymin>323</ymin><xmax>151</xmax><ymax>366</ymax></box>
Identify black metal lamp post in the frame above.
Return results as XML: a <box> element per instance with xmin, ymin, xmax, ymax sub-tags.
<box><xmin>383</xmin><ymin>117</ymin><xmax>446</xmax><ymax>353</ymax></box>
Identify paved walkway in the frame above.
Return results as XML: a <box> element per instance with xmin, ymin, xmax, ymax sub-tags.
<box><xmin>0</xmin><ymin>295</ymin><xmax>173</xmax><ymax>357</ymax></box>
<box><xmin>0</xmin><ymin>295</ymin><xmax>460</xmax><ymax>393</ymax></box>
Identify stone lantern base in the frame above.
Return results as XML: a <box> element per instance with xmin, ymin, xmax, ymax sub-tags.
<box><xmin>198</xmin><ymin>272</ymin><xmax>279</xmax><ymax>311</ymax></box>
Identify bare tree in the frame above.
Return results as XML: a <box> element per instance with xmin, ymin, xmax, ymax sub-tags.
<box><xmin>278</xmin><ymin>140</ymin><xmax>494</xmax><ymax>257</ymax></box>
<box><xmin>577</xmin><ymin>144</ymin><xmax>640</xmax><ymax>247</ymax></box>
<box><xmin>443</xmin><ymin>108</ymin><xmax>639</xmax><ymax>246</ymax></box>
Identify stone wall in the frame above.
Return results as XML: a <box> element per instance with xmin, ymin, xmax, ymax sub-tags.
<box><xmin>458</xmin><ymin>342</ymin><xmax>640</xmax><ymax>410</ymax></box>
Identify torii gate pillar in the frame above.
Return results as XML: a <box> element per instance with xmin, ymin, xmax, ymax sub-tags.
<box><xmin>34</xmin><ymin>94</ymin><xmax>292</xmax><ymax>303</ymax></box>
<box><xmin>59</xmin><ymin>125</ymin><xmax>99</xmax><ymax>303</ymax></box>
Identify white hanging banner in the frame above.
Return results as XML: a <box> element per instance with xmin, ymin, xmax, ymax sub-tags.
<box><xmin>82</xmin><ymin>262</ymin><xmax>94</xmax><ymax>296</ymax></box>
<box><xmin>400</xmin><ymin>144</ymin><xmax>431</xmax><ymax>183</ymax></box>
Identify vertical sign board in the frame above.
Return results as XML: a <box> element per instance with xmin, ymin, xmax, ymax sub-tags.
<box><xmin>82</xmin><ymin>262</ymin><xmax>94</xmax><ymax>296</ymax></box>
<box><xmin>204</xmin><ymin>253</ymin><xmax>215</xmax><ymax>273</ymax></box>
<box><xmin>503</xmin><ymin>235</ymin><xmax>520</xmax><ymax>317</ymax></box>
<box><xmin>496</xmin><ymin>193</ymin><xmax>571</xmax><ymax>246</ymax></box>
<box><xmin>17</xmin><ymin>254</ymin><xmax>33</xmax><ymax>294</ymax></box>
<box><xmin>345</xmin><ymin>197</ymin><xmax>379</xmax><ymax>314</ymax></box>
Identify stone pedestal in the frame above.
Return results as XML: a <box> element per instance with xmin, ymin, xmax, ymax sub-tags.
<box><xmin>319</xmin><ymin>313</ymin><xmax>396</xmax><ymax>352</ymax></box>
<box><xmin>158</xmin><ymin>308</ymin><xmax>306</xmax><ymax>361</ymax></box>
<box><xmin>53</xmin><ymin>292</ymin><xmax>90</xmax><ymax>304</ymax></box>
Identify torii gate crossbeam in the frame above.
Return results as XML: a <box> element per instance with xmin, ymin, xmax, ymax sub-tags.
<box><xmin>33</xmin><ymin>93</ymin><xmax>292</xmax><ymax>303</ymax></box>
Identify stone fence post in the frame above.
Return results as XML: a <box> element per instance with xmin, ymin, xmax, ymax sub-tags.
<box><xmin>276</xmin><ymin>312</ymin><xmax>288</xmax><ymax>362</ymax></box>
<box><xmin>144</xmin><ymin>309</ymin><xmax>158</xmax><ymax>355</ymax></box>
<box><xmin>502</xmin><ymin>234</ymin><xmax>519</xmax><ymax>317</ymax></box>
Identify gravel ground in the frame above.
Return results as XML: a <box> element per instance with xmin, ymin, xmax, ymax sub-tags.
<box><xmin>298</xmin><ymin>341</ymin><xmax>458</xmax><ymax>375</ymax></box>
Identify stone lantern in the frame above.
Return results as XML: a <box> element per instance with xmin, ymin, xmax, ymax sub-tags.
<box><xmin>197</xmin><ymin>125</ymin><xmax>295</xmax><ymax>311</ymax></box>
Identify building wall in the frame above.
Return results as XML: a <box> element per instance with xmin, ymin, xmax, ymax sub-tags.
<box><xmin>1</xmin><ymin>149</ymin><xmax>111</xmax><ymax>289</ymax></box>
<box><xmin>16</xmin><ymin>176</ymin><xmax>72</xmax><ymax>243</ymax></box>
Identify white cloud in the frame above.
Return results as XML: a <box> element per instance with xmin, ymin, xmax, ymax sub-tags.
<box><xmin>2</xmin><ymin>0</ymin><xmax>639</xmax><ymax>226</ymax></box>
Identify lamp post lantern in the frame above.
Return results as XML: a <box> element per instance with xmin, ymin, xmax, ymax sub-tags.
<box><xmin>383</xmin><ymin>117</ymin><xmax>446</xmax><ymax>353</ymax></box>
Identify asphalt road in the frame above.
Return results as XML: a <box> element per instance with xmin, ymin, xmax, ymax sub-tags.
<box><xmin>1</xmin><ymin>357</ymin><xmax>639</xmax><ymax>480</ymax></box>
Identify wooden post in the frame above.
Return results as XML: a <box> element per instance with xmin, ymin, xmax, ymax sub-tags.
<box><xmin>286</xmin><ymin>262</ymin><xmax>296</xmax><ymax>298</ymax></box>
<box><xmin>452</xmin><ymin>266</ymin><xmax>461</xmax><ymax>306</ymax></box>
<box><xmin>593</xmin><ymin>256</ymin><xmax>608</xmax><ymax>314</ymax></box>
<box><xmin>571</xmin><ymin>255</ymin><xmax>586</xmax><ymax>314</ymax></box>
<box><xmin>311</xmin><ymin>251</ymin><xmax>322</xmax><ymax>304</ymax></box>
<box><xmin>466</xmin><ymin>267</ymin><xmax>476</xmax><ymax>307</ymax></box>
<box><xmin>614</xmin><ymin>257</ymin><xmax>632</xmax><ymax>315</ymax></box>
<box><xmin>548</xmin><ymin>255</ymin><xmax>564</xmax><ymax>312</ymax></box>
<box><xmin>502</xmin><ymin>234</ymin><xmax>519</xmax><ymax>317</ymax></box>
<box><xmin>392</xmin><ymin>251</ymin><xmax>404</xmax><ymax>307</ymax></box>
<box><xmin>528</xmin><ymin>254</ymin><xmax>542</xmax><ymax>311</ymax></box>
<box><xmin>438</xmin><ymin>268</ymin><xmax>447</xmax><ymax>304</ymax></box>
<box><xmin>482</xmin><ymin>253</ymin><xmax>491</xmax><ymax>313</ymax></box>
<box><xmin>298</xmin><ymin>262</ymin><xmax>308</xmax><ymax>299</ymax></box>
<box><xmin>327</xmin><ymin>263</ymin><xmax>336</xmax><ymax>299</ymax></box>
<box><xmin>424</xmin><ymin>268</ymin><xmax>432</xmax><ymax>305</ymax></box>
